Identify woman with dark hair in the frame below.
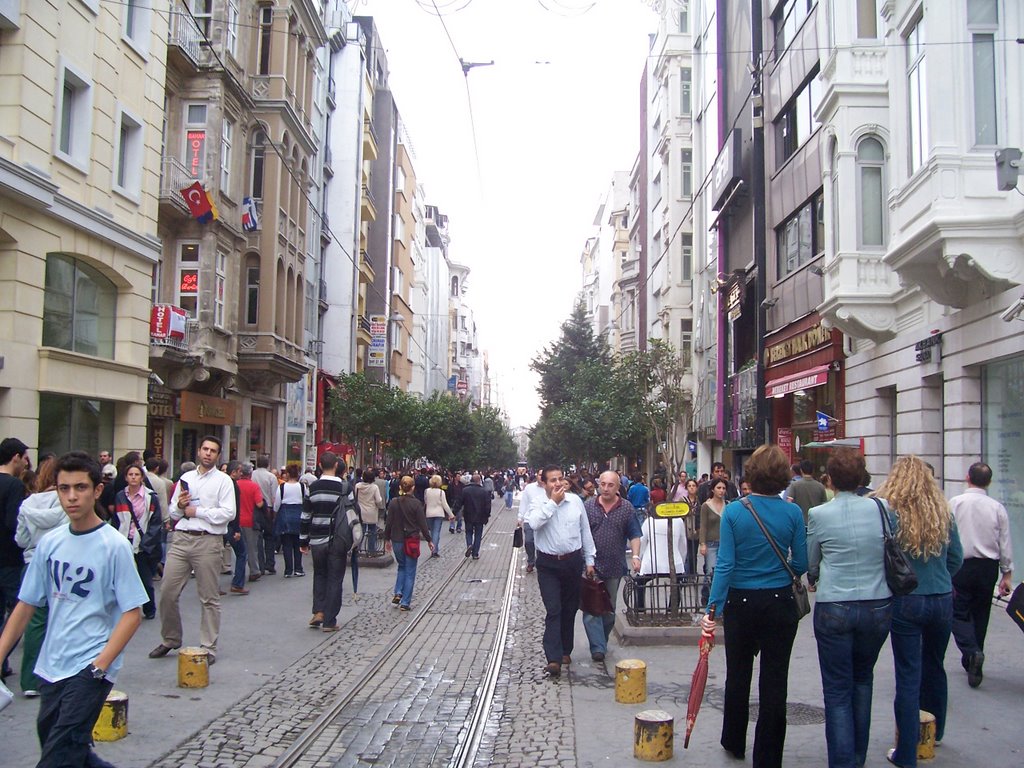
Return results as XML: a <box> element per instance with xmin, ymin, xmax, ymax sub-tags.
<box><xmin>700</xmin><ymin>445</ymin><xmax>807</xmax><ymax>767</ymax></box>
<box><xmin>111</xmin><ymin>465</ymin><xmax>162</xmax><ymax>620</ymax></box>
<box><xmin>874</xmin><ymin>457</ymin><xmax>962</xmax><ymax>767</ymax></box>
<box><xmin>274</xmin><ymin>465</ymin><xmax>306</xmax><ymax>577</ymax></box>
<box><xmin>698</xmin><ymin>477</ymin><xmax>728</xmax><ymax>607</ymax></box>
<box><xmin>807</xmin><ymin>448</ymin><xmax>893</xmax><ymax>768</ymax></box>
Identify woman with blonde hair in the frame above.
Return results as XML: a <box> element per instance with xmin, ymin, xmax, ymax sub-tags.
<box><xmin>874</xmin><ymin>457</ymin><xmax>962</xmax><ymax>767</ymax></box>
<box><xmin>424</xmin><ymin>474</ymin><xmax>453</xmax><ymax>557</ymax></box>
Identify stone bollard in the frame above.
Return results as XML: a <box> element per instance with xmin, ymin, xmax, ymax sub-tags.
<box><xmin>894</xmin><ymin>709</ymin><xmax>936</xmax><ymax>760</ymax></box>
<box><xmin>615</xmin><ymin>659</ymin><xmax>647</xmax><ymax>704</ymax></box>
<box><xmin>177</xmin><ymin>647</ymin><xmax>210</xmax><ymax>688</ymax></box>
<box><xmin>92</xmin><ymin>690</ymin><xmax>128</xmax><ymax>741</ymax></box>
<box><xmin>634</xmin><ymin>709</ymin><xmax>673</xmax><ymax>761</ymax></box>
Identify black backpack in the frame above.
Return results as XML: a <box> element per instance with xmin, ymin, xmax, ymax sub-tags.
<box><xmin>330</xmin><ymin>481</ymin><xmax>356</xmax><ymax>549</ymax></box>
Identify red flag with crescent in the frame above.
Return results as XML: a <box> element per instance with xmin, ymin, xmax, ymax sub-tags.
<box><xmin>180</xmin><ymin>181</ymin><xmax>217</xmax><ymax>223</ymax></box>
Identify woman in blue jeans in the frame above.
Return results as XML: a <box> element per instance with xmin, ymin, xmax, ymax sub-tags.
<box><xmin>874</xmin><ymin>457</ymin><xmax>963</xmax><ymax>766</ymax></box>
<box><xmin>383</xmin><ymin>476</ymin><xmax>431</xmax><ymax>611</ymax></box>
<box><xmin>807</xmin><ymin>448</ymin><xmax>893</xmax><ymax>768</ymax></box>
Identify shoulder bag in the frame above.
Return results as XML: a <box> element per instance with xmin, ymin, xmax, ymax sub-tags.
<box><xmin>397</xmin><ymin>497</ymin><xmax>421</xmax><ymax>558</ymax></box>
<box><xmin>740</xmin><ymin>497</ymin><xmax>810</xmax><ymax>620</ymax></box>
<box><xmin>872</xmin><ymin>498</ymin><xmax>919</xmax><ymax>596</ymax></box>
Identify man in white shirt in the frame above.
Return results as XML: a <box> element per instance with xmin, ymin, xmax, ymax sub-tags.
<box><xmin>516</xmin><ymin>475</ymin><xmax>547</xmax><ymax>573</ymax></box>
<box><xmin>950</xmin><ymin>462</ymin><xmax>1014</xmax><ymax>688</ymax></box>
<box><xmin>524</xmin><ymin>465</ymin><xmax>596</xmax><ymax>678</ymax></box>
<box><xmin>149</xmin><ymin>436</ymin><xmax>235</xmax><ymax>663</ymax></box>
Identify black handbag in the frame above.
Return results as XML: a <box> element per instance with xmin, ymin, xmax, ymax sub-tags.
<box><xmin>740</xmin><ymin>497</ymin><xmax>811</xmax><ymax>620</ymax></box>
<box><xmin>1005</xmin><ymin>583</ymin><xmax>1024</xmax><ymax>635</ymax></box>
<box><xmin>873</xmin><ymin>498</ymin><xmax>919</xmax><ymax>597</ymax></box>
<box><xmin>512</xmin><ymin>527</ymin><xmax>524</xmax><ymax>548</ymax></box>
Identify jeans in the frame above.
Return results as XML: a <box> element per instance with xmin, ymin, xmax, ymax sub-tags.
<box><xmin>0</xmin><ymin>563</ymin><xmax>23</xmax><ymax>676</ymax></box>
<box><xmin>464</xmin><ymin>521</ymin><xmax>485</xmax><ymax>557</ymax></box>
<box><xmin>280</xmin><ymin>533</ymin><xmax>303</xmax><ymax>575</ymax></box>
<box><xmin>582</xmin><ymin>576</ymin><xmax>620</xmax><ymax>655</ymax></box>
<box><xmin>951</xmin><ymin>557</ymin><xmax>999</xmax><ymax>663</ymax></box>
<box><xmin>260</xmin><ymin>531</ymin><xmax>278</xmax><ymax>573</ymax></box>
<box><xmin>814</xmin><ymin>598</ymin><xmax>893</xmax><ymax>768</ymax></box>
<box><xmin>452</xmin><ymin>502</ymin><xmax>463</xmax><ymax>532</ymax></box>
<box><xmin>134</xmin><ymin>552</ymin><xmax>157</xmax><ymax>618</ymax></box>
<box><xmin>311</xmin><ymin>539</ymin><xmax>348</xmax><ymax>626</ymax></box>
<box><xmin>536</xmin><ymin>550</ymin><xmax>584</xmax><ymax>663</ymax></box>
<box><xmin>428</xmin><ymin>517</ymin><xmax>444</xmax><ymax>554</ymax></box>
<box><xmin>504</xmin><ymin>489</ymin><xmax>513</xmax><ymax>508</ymax></box>
<box><xmin>889</xmin><ymin>593</ymin><xmax>953</xmax><ymax>766</ymax></box>
<box><xmin>230</xmin><ymin>535</ymin><xmax>247</xmax><ymax>589</ymax></box>
<box><xmin>701</xmin><ymin>541</ymin><xmax>719</xmax><ymax>606</ymax></box>
<box><xmin>721</xmin><ymin>587</ymin><xmax>799</xmax><ymax>767</ymax></box>
<box><xmin>36</xmin><ymin>667</ymin><xmax>114</xmax><ymax>768</ymax></box>
<box><xmin>363</xmin><ymin>523</ymin><xmax>379</xmax><ymax>554</ymax></box>
<box><xmin>523</xmin><ymin>522</ymin><xmax>535</xmax><ymax>566</ymax></box>
<box><xmin>392</xmin><ymin>540</ymin><xmax>419</xmax><ymax>608</ymax></box>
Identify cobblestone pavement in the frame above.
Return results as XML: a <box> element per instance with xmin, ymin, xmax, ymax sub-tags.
<box><xmin>153</xmin><ymin>499</ymin><xmax>513</xmax><ymax>768</ymax></box>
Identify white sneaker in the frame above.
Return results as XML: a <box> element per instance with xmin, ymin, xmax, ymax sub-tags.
<box><xmin>23</xmin><ymin>689</ymin><xmax>39</xmax><ymax>698</ymax></box>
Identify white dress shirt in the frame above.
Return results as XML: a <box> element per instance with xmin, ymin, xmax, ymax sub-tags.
<box><xmin>169</xmin><ymin>466</ymin><xmax>235</xmax><ymax>535</ymax></box>
<box><xmin>524</xmin><ymin>492</ymin><xmax>596</xmax><ymax>566</ymax></box>
<box><xmin>951</xmin><ymin>486</ymin><xmax>1015</xmax><ymax>573</ymax></box>
<box><xmin>517</xmin><ymin>481</ymin><xmax>547</xmax><ymax>524</ymax></box>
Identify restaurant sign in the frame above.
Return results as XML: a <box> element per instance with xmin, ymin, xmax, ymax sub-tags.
<box><xmin>765</xmin><ymin>323</ymin><xmax>831</xmax><ymax>366</ymax></box>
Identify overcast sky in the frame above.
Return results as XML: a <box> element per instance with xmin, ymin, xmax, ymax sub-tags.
<box><xmin>349</xmin><ymin>0</ymin><xmax>658</xmax><ymax>427</ymax></box>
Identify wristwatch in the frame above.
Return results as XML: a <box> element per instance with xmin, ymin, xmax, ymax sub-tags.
<box><xmin>87</xmin><ymin>664</ymin><xmax>107</xmax><ymax>680</ymax></box>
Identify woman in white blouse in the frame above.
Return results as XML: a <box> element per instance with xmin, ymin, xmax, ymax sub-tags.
<box><xmin>424</xmin><ymin>475</ymin><xmax>453</xmax><ymax>557</ymax></box>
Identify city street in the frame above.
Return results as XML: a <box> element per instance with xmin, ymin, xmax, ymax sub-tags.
<box><xmin>3</xmin><ymin>497</ymin><xmax>1021</xmax><ymax>767</ymax></box>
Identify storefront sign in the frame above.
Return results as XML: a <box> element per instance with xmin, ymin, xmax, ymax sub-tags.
<box><xmin>777</xmin><ymin>427</ymin><xmax>793</xmax><ymax>462</ymax></box>
<box><xmin>186</xmin><ymin>130</ymin><xmax>206</xmax><ymax>178</ymax></box>
<box><xmin>914</xmin><ymin>333</ymin><xmax>942</xmax><ymax>363</ymax></box>
<box><xmin>150</xmin><ymin>422</ymin><xmax>166</xmax><ymax>460</ymax></box>
<box><xmin>367</xmin><ymin>349</ymin><xmax>385</xmax><ymax>367</ymax></box>
<box><xmin>765</xmin><ymin>323</ymin><xmax>831</xmax><ymax>366</ymax></box>
<box><xmin>150</xmin><ymin>304</ymin><xmax>188</xmax><ymax>340</ymax></box>
<box><xmin>652</xmin><ymin>502</ymin><xmax>691</xmax><ymax>519</ymax></box>
<box><xmin>765</xmin><ymin>365</ymin><xmax>830</xmax><ymax>398</ymax></box>
<box><xmin>286</xmin><ymin>432</ymin><xmax>304</xmax><ymax>464</ymax></box>
<box><xmin>711</xmin><ymin>128</ymin><xmax>743</xmax><ymax>211</ymax></box>
<box><xmin>727</xmin><ymin>282</ymin><xmax>743</xmax><ymax>322</ymax></box>
<box><xmin>180</xmin><ymin>391</ymin><xmax>236</xmax><ymax>426</ymax></box>
<box><xmin>148</xmin><ymin>386</ymin><xmax>177</xmax><ymax>419</ymax></box>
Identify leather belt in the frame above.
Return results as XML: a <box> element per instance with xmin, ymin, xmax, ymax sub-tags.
<box><xmin>180</xmin><ymin>529</ymin><xmax>212</xmax><ymax>536</ymax></box>
<box><xmin>538</xmin><ymin>549</ymin><xmax>581</xmax><ymax>561</ymax></box>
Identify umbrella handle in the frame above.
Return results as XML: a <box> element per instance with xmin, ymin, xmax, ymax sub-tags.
<box><xmin>708</xmin><ymin>606</ymin><xmax>716</xmax><ymax>621</ymax></box>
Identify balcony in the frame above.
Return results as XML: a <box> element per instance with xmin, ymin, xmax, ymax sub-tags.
<box><xmin>724</xmin><ymin>364</ymin><xmax>758</xmax><ymax>450</ymax></box>
<box><xmin>319</xmin><ymin>212</ymin><xmax>331</xmax><ymax>245</ymax></box>
<box><xmin>356</xmin><ymin>314</ymin><xmax>372</xmax><ymax>346</ymax></box>
<box><xmin>326</xmin><ymin>76</ymin><xmax>337</xmax><ymax>110</ymax></box>
<box><xmin>361</xmin><ymin>184</ymin><xmax>376</xmax><ymax>221</ymax></box>
<box><xmin>322</xmin><ymin>145</ymin><xmax>334</xmax><ymax>177</ymax></box>
<box><xmin>167</xmin><ymin>1</ymin><xmax>204</xmax><ymax>70</ymax></box>
<box><xmin>158</xmin><ymin>156</ymin><xmax>194</xmax><ymax>218</ymax></box>
<box><xmin>150</xmin><ymin>312</ymin><xmax>198</xmax><ymax>355</ymax></box>
<box><xmin>235</xmin><ymin>333</ymin><xmax>308</xmax><ymax>391</ymax></box>
<box><xmin>363</xmin><ymin>120</ymin><xmax>378</xmax><ymax>161</ymax></box>
<box><xmin>250</xmin><ymin>75</ymin><xmax>314</xmax><ymax>146</ymax></box>
<box><xmin>358</xmin><ymin>249</ymin><xmax>375</xmax><ymax>283</ymax></box>
<box><xmin>318</xmin><ymin>279</ymin><xmax>328</xmax><ymax>311</ymax></box>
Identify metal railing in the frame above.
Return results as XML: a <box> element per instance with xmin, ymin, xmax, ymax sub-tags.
<box><xmin>622</xmin><ymin>573</ymin><xmax>706</xmax><ymax>627</ymax></box>
<box><xmin>167</xmin><ymin>1</ymin><xmax>203</xmax><ymax>67</ymax></box>
<box><xmin>150</xmin><ymin>318</ymin><xmax>198</xmax><ymax>352</ymax></box>
<box><xmin>159</xmin><ymin>156</ymin><xmax>194</xmax><ymax>212</ymax></box>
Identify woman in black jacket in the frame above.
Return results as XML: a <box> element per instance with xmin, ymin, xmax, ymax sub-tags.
<box><xmin>384</xmin><ymin>476</ymin><xmax>431</xmax><ymax>611</ymax></box>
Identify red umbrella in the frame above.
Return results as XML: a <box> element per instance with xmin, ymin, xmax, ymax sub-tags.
<box><xmin>684</xmin><ymin>607</ymin><xmax>717</xmax><ymax>749</ymax></box>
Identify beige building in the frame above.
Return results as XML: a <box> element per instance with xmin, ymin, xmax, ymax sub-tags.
<box><xmin>0</xmin><ymin>2</ymin><xmax>165</xmax><ymax>457</ymax></box>
<box><xmin>390</xmin><ymin>134</ymin><xmax>416</xmax><ymax>391</ymax></box>
<box><xmin>149</xmin><ymin>1</ymin><xmax>326</xmax><ymax>467</ymax></box>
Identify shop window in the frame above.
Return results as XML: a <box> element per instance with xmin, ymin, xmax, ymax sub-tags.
<box><xmin>38</xmin><ymin>393</ymin><xmax>115</xmax><ymax>459</ymax></box>
<box><xmin>42</xmin><ymin>254</ymin><xmax>117</xmax><ymax>359</ymax></box>
<box><xmin>983</xmin><ymin>356</ymin><xmax>1024</xmax><ymax>555</ymax></box>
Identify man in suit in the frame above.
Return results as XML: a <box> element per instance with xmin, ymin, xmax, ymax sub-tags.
<box><xmin>460</xmin><ymin>474</ymin><xmax>493</xmax><ymax>560</ymax></box>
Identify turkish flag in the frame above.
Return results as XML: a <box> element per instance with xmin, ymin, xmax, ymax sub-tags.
<box><xmin>180</xmin><ymin>181</ymin><xmax>213</xmax><ymax>223</ymax></box>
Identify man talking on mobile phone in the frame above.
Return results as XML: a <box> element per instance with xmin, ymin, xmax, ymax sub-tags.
<box><xmin>523</xmin><ymin>465</ymin><xmax>596</xmax><ymax>678</ymax></box>
<box><xmin>149</xmin><ymin>436</ymin><xmax>235</xmax><ymax>664</ymax></box>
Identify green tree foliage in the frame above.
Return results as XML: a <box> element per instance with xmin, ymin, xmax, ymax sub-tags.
<box><xmin>531</xmin><ymin>301</ymin><xmax>610</xmax><ymax>416</ymax></box>
<box><xmin>470</xmin><ymin>406</ymin><xmax>518</xmax><ymax>469</ymax></box>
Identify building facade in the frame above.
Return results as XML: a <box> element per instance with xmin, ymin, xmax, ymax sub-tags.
<box><xmin>0</xmin><ymin>1</ymin><xmax>165</xmax><ymax>457</ymax></box>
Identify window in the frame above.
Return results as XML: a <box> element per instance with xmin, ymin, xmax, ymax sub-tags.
<box><xmin>258</xmin><ymin>6</ymin><xmax>273</xmax><ymax>75</ymax></box>
<box><xmin>680</xmin><ymin>319</ymin><xmax>693</xmax><ymax>371</ymax></box>
<box><xmin>775</xmin><ymin>70</ymin><xmax>821</xmax><ymax>166</ymax></box>
<box><xmin>226</xmin><ymin>0</ymin><xmax>239</xmax><ymax>58</ymax></box>
<box><xmin>451</xmin><ymin>276</ymin><xmax>459</xmax><ymax>296</ymax></box>
<box><xmin>392</xmin><ymin>265</ymin><xmax>404</xmax><ymax>298</ymax></box>
<box><xmin>151</xmin><ymin>261</ymin><xmax>161</xmax><ymax>306</ymax></box>
<box><xmin>776</xmin><ymin>192</ymin><xmax>825</xmax><ymax>278</ymax></box>
<box><xmin>680</xmin><ymin>67</ymin><xmax>691</xmax><ymax>116</ymax></box>
<box><xmin>395</xmin><ymin>165</ymin><xmax>406</xmax><ymax>194</ymax></box>
<box><xmin>772</xmin><ymin>0</ymin><xmax>811</xmax><ymax>58</ymax></box>
<box><xmin>393</xmin><ymin>212</ymin><xmax>405</xmax><ymax>243</ymax></box>
<box><xmin>251</xmin><ymin>130</ymin><xmax>266</xmax><ymax>199</ymax></box>
<box><xmin>214</xmin><ymin>251</ymin><xmax>226</xmax><ymax>327</ymax></box>
<box><xmin>177</xmin><ymin>242</ymin><xmax>200</xmax><ymax>317</ymax></box>
<box><xmin>55</xmin><ymin>60</ymin><xmax>93</xmax><ymax>170</ymax></box>
<box><xmin>829</xmin><ymin>140</ymin><xmax>840</xmax><ymax>255</ymax></box>
<box><xmin>968</xmin><ymin>0</ymin><xmax>998</xmax><ymax>146</ymax></box>
<box><xmin>680</xmin><ymin>149</ymin><xmax>692</xmax><ymax>197</ymax></box>
<box><xmin>123</xmin><ymin>0</ymin><xmax>152</xmax><ymax>55</ymax></box>
<box><xmin>856</xmin><ymin>0</ymin><xmax>878</xmax><ymax>38</ymax></box>
<box><xmin>245</xmin><ymin>261</ymin><xmax>259</xmax><ymax>325</ymax></box>
<box><xmin>678</xmin><ymin>6</ymin><xmax>688</xmax><ymax>33</ymax></box>
<box><xmin>906</xmin><ymin>15</ymin><xmax>929</xmax><ymax>173</ymax></box>
<box><xmin>221</xmin><ymin>119</ymin><xmax>233</xmax><ymax>195</ymax></box>
<box><xmin>184</xmin><ymin>103</ymin><xmax>207</xmax><ymax>179</ymax></box>
<box><xmin>857</xmin><ymin>137</ymin><xmax>886</xmax><ymax>247</ymax></box>
<box><xmin>38</xmin><ymin>394</ymin><xmax>115</xmax><ymax>460</ymax></box>
<box><xmin>42</xmin><ymin>254</ymin><xmax>116</xmax><ymax>359</ymax></box>
<box><xmin>113</xmin><ymin>106</ymin><xmax>143</xmax><ymax>197</ymax></box>
<box><xmin>622</xmin><ymin>289</ymin><xmax>636</xmax><ymax>331</ymax></box>
<box><xmin>681</xmin><ymin>233</ymin><xmax>693</xmax><ymax>281</ymax></box>
<box><xmin>191</xmin><ymin>0</ymin><xmax>212</xmax><ymax>37</ymax></box>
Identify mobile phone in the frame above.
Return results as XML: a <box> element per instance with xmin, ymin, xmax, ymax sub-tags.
<box><xmin>179</xmin><ymin>479</ymin><xmax>190</xmax><ymax>493</ymax></box>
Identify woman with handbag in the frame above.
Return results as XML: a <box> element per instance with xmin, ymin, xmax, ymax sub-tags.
<box><xmin>874</xmin><ymin>457</ymin><xmax>963</xmax><ymax>767</ymax></box>
<box><xmin>384</xmin><ymin>475</ymin><xmax>431</xmax><ymax>611</ymax></box>
<box><xmin>111</xmin><ymin>464</ymin><xmax>163</xmax><ymax>620</ymax></box>
<box><xmin>699</xmin><ymin>445</ymin><xmax>807</xmax><ymax>767</ymax></box>
<box><xmin>807</xmin><ymin>448</ymin><xmax>894</xmax><ymax>768</ymax></box>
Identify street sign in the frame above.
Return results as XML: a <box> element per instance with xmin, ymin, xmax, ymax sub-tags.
<box><xmin>367</xmin><ymin>350</ymin><xmax>385</xmax><ymax>367</ymax></box>
<box><xmin>651</xmin><ymin>502</ymin><xmax>691</xmax><ymax>519</ymax></box>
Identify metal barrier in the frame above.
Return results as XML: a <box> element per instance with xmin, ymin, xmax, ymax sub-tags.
<box><xmin>622</xmin><ymin>573</ymin><xmax>706</xmax><ymax>627</ymax></box>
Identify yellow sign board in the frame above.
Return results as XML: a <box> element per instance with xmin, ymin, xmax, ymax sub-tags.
<box><xmin>651</xmin><ymin>502</ymin><xmax>690</xmax><ymax>519</ymax></box>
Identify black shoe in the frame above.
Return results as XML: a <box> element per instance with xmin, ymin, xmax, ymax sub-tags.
<box><xmin>472</xmin><ymin>555</ymin><xmax>479</xmax><ymax>560</ymax></box>
<box><xmin>143</xmin><ymin>613</ymin><xmax>156</xmax><ymax>620</ymax></box>
<box><xmin>591</xmin><ymin>651</ymin><xmax>605</xmax><ymax>662</ymax></box>
<box><xmin>967</xmin><ymin>651</ymin><xmax>984</xmax><ymax>688</ymax></box>
<box><xmin>544</xmin><ymin>662</ymin><xmax>561</xmax><ymax>678</ymax></box>
<box><xmin>207</xmin><ymin>655</ymin><xmax>216</xmax><ymax>666</ymax></box>
<box><xmin>465</xmin><ymin>547</ymin><xmax>472</xmax><ymax>557</ymax></box>
<box><xmin>449</xmin><ymin>527</ymin><xmax>456</xmax><ymax>534</ymax></box>
<box><xmin>148</xmin><ymin>643</ymin><xmax>179</xmax><ymax>659</ymax></box>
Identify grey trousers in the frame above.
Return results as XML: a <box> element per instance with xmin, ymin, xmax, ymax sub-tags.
<box><xmin>158</xmin><ymin>532</ymin><xmax>222</xmax><ymax>654</ymax></box>
<box><xmin>241</xmin><ymin>527</ymin><xmax>262</xmax><ymax>575</ymax></box>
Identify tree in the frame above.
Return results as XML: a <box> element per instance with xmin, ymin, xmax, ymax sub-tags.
<box><xmin>469</xmin><ymin>406</ymin><xmax>518</xmax><ymax>469</ymax></box>
<box><xmin>326</xmin><ymin>372</ymin><xmax>396</xmax><ymax>465</ymax></box>
<box><xmin>531</xmin><ymin>301</ymin><xmax>610</xmax><ymax>416</ymax></box>
<box><xmin>410</xmin><ymin>391</ymin><xmax>476</xmax><ymax>469</ymax></box>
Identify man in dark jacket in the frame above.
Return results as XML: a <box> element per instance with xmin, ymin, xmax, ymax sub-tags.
<box><xmin>0</xmin><ymin>437</ymin><xmax>29</xmax><ymax>680</ymax></box>
<box><xmin>460</xmin><ymin>473</ymin><xmax>493</xmax><ymax>560</ymax></box>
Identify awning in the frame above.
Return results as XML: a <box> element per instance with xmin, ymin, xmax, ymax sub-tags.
<box><xmin>765</xmin><ymin>364</ymin><xmax>830</xmax><ymax>398</ymax></box>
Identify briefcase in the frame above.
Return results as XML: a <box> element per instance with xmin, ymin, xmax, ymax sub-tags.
<box><xmin>512</xmin><ymin>527</ymin><xmax>523</xmax><ymax>548</ymax></box>
<box><xmin>1006</xmin><ymin>583</ymin><xmax>1024</xmax><ymax>635</ymax></box>
<box><xmin>580</xmin><ymin>576</ymin><xmax>613</xmax><ymax>615</ymax></box>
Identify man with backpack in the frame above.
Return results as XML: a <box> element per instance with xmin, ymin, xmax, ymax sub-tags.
<box><xmin>299</xmin><ymin>453</ymin><xmax>361</xmax><ymax>632</ymax></box>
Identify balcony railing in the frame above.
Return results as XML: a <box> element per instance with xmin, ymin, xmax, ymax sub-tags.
<box><xmin>159</xmin><ymin>156</ymin><xmax>194</xmax><ymax>214</ymax></box>
<box><xmin>326</xmin><ymin>76</ymin><xmax>337</xmax><ymax>109</ymax></box>
<box><xmin>167</xmin><ymin>1</ymin><xmax>203</xmax><ymax>68</ymax></box>
<box><xmin>150</xmin><ymin>317</ymin><xmax>198</xmax><ymax>353</ymax></box>
<box><xmin>725</xmin><ymin>364</ymin><xmax>758</xmax><ymax>450</ymax></box>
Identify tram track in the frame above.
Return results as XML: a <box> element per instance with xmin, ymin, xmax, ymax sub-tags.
<box><xmin>271</xmin><ymin>507</ymin><xmax>520</xmax><ymax>768</ymax></box>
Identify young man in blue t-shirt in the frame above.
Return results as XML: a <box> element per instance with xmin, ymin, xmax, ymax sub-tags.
<box><xmin>0</xmin><ymin>451</ymin><xmax>148</xmax><ymax>768</ymax></box>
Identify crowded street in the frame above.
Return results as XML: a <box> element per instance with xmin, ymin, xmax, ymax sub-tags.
<box><xmin>3</xmin><ymin>494</ymin><xmax>1020</xmax><ymax>767</ymax></box>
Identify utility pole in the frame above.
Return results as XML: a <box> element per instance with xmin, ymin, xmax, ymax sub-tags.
<box><xmin>751</xmin><ymin>0</ymin><xmax>769</xmax><ymax>446</ymax></box>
